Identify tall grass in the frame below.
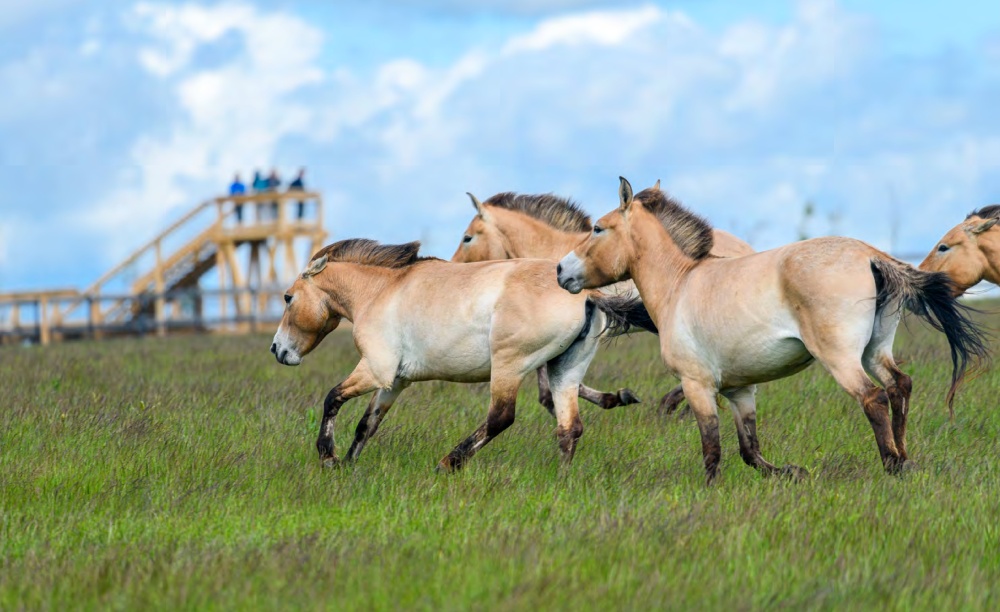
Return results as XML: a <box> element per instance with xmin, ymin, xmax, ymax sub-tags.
<box><xmin>2</xmin><ymin>311</ymin><xmax>999</xmax><ymax>609</ymax></box>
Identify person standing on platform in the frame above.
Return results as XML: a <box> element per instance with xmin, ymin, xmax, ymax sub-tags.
<box><xmin>251</xmin><ymin>169</ymin><xmax>268</xmax><ymax>222</ymax></box>
<box><xmin>229</xmin><ymin>173</ymin><xmax>246</xmax><ymax>224</ymax></box>
<box><xmin>288</xmin><ymin>167</ymin><xmax>307</xmax><ymax>220</ymax></box>
<box><xmin>267</xmin><ymin>168</ymin><xmax>281</xmax><ymax>221</ymax></box>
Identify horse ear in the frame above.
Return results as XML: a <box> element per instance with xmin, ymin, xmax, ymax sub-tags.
<box><xmin>971</xmin><ymin>218</ymin><xmax>998</xmax><ymax>235</ymax></box>
<box><xmin>619</xmin><ymin>177</ymin><xmax>634</xmax><ymax>213</ymax></box>
<box><xmin>467</xmin><ymin>192</ymin><xmax>491</xmax><ymax>222</ymax></box>
<box><xmin>303</xmin><ymin>254</ymin><xmax>328</xmax><ymax>277</ymax></box>
<box><xmin>653</xmin><ymin>179</ymin><xmax>661</xmax><ymax>191</ymax></box>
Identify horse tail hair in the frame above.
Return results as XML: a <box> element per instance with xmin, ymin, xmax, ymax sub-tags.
<box><xmin>870</xmin><ymin>257</ymin><xmax>991</xmax><ymax>416</ymax></box>
<box><xmin>589</xmin><ymin>293</ymin><xmax>659</xmax><ymax>337</ymax></box>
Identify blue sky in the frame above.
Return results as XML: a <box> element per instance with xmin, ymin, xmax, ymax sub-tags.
<box><xmin>2</xmin><ymin>0</ymin><xmax>1000</xmax><ymax>290</ymax></box>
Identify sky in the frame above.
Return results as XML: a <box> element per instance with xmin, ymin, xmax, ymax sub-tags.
<box><xmin>1</xmin><ymin>0</ymin><xmax>1000</xmax><ymax>291</ymax></box>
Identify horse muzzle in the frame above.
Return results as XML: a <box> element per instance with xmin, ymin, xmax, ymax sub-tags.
<box><xmin>270</xmin><ymin>336</ymin><xmax>302</xmax><ymax>366</ymax></box>
<box><xmin>556</xmin><ymin>254</ymin><xmax>585</xmax><ymax>294</ymax></box>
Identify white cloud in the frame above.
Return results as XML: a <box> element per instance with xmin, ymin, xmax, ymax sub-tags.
<box><xmin>4</xmin><ymin>0</ymin><xmax>1000</xmax><ymax>290</ymax></box>
<box><xmin>502</xmin><ymin>5</ymin><xmax>664</xmax><ymax>54</ymax></box>
<box><xmin>83</xmin><ymin>2</ymin><xmax>324</xmax><ymax>260</ymax></box>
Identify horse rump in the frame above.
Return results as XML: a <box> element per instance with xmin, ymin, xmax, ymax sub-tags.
<box><xmin>870</xmin><ymin>257</ymin><xmax>992</xmax><ymax>412</ymax></box>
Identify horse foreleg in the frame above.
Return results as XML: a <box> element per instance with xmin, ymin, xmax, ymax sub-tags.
<box><xmin>886</xmin><ymin>369</ymin><xmax>912</xmax><ymax>461</ymax></box>
<box><xmin>437</xmin><ymin>378</ymin><xmax>520</xmax><ymax>472</ymax></box>
<box><xmin>682</xmin><ymin>379</ymin><xmax>723</xmax><ymax>485</ymax></box>
<box><xmin>316</xmin><ymin>360</ymin><xmax>380</xmax><ymax>467</ymax></box>
<box><xmin>345</xmin><ymin>379</ymin><xmax>408</xmax><ymax>462</ymax></box>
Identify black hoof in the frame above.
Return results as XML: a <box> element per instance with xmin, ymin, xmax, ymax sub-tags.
<box><xmin>436</xmin><ymin>456</ymin><xmax>461</xmax><ymax>473</ymax></box>
<box><xmin>320</xmin><ymin>455</ymin><xmax>339</xmax><ymax>468</ymax></box>
<box><xmin>617</xmin><ymin>388</ymin><xmax>641</xmax><ymax>406</ymax></box>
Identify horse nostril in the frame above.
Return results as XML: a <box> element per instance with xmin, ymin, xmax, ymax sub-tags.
<box><xmin>270</xmin><ymin>342</ymin><xmax>277</xmax><ymax>354</ymax></box>
<box><xmin>557</xmin><ymin>263</ymin><xmax>563</xmax><ymax>276</ymax></box>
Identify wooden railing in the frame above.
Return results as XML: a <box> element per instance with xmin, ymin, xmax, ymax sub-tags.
<box><xmin>0</xmin><ymin>190</ymin><xmax>327</xmax><ymax>345</ymax></box>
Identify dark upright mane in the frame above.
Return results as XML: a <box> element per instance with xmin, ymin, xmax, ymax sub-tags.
<box><xmin>485</xmin><ymin>192</ymin><xmax>593</xmax><ymax>232</ymax></box>
<box><xmin>967</xmin><ymin>205</ymin><xmax>1000</xmax><ymax>220</ymax></box>
<box><xmin>633</xmin><ymin>187</ymin><xmax>714</xmax><ymax>260</ymax></box>
<box><xmin>310</xmin><ymin>239</ymin><xmax>439</xmax><ymax>268</ymax></box>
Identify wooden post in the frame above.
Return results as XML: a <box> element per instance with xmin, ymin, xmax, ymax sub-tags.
<box><xmin>154</xmin><ymin>239</ymin><xmax>166</xmax><ymax>337</ymax></box>
<box><xmin>39</xmin><ymin>296</ymin><xmax>50</xmax><ymax>346</ymax></box>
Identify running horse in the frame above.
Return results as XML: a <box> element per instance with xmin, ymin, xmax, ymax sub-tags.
<box><xmin>918</xmin><ymin>205</ymin><xmax>1000</xmax><ymax>294</ymax></box>
<box><xmin>557</xmin><ymin>178</ymin><xmax>990</xmax><ymax>484</ymax></box>
<box><xmin>451</xmin><ymin>187</ymin><xmax>755</xmax><ymax>414</ymax></box>
<box><xmin>271</xmin><ymin>239</ymin><xmax>652</xmax><ymax>470</ymax></box>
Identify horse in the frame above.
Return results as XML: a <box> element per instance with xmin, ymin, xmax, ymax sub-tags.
<box><xmin>451</xmin><ymin>186</ymin><xmax>756</xmax><ymax>414</ymax></box>
<box><xmin>918</xmin><ymin>205</ymin><xmax>1000</xmax><ymax>295</ymax></box>
<box><xmin>556</xmin><ymin>177</ymin><xmax>990</xmax><ymax>484</ymax></box>
<box><xmin>270</xmin><ymin>238</ymin><xmax>653</xmax><ymax>471</ymax></box>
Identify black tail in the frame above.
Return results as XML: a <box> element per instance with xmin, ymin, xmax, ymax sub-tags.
<box><xmin>870</xmin><ymin>258</ymin><xmax>992</xmax><ymax>415</ymax></box>
<box><xmin>589</xmin><ymin>293</ymin><xmax>659</xmax><ymax>337</ymax></box>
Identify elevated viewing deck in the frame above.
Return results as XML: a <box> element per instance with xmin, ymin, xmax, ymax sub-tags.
<box><xmin>0</xmin><ymin>191</ymin><xmax>328</xmax><ymax>345</ymax></box>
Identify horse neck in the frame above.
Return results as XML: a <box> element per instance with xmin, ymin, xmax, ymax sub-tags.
<box><xmin>627</xmin><ymin>212</ymin><xmax>699</xmax><ymax>324</ymax></box>
<box><xmin>495</xmin><ymin>211</ymin><xmax>587</xmax><ymax>260</ymax></box>
<box><xmin>977</xmin><ymin>229</ymin><xmax>1000</xmax><ymax>285</ymax></box>
<box><xmin>314</xmin><ymin>263</ymin><xmax>395</xmax><ymax>321</ymax></box>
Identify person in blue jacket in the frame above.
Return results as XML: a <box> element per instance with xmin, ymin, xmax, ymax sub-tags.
<box><xmin>229</xmin><ymin>173</ymin><xmax>246</xmax><ymax>223</ymax></box>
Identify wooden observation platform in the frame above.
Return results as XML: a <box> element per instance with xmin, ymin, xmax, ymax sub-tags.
<box><xmin>0</xmin><ymin>191</ymin><xmax>327</xmax><ymax>345</ymax></box>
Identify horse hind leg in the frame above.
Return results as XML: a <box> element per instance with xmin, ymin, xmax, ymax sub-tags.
<box><xmin>345</xmin><ymin>379</ymin><xmax>408</xmax><ymax>462</ymax></box>
<box><xmin>659</xmin><ymin>385</ymin><xmax>687</xmax><ymax>416</ymax></box>
<box><xmin>578</xmin><ymin>383</ymin><xmax>641</xmax><ymax>410</ymax></box>
<box><xmin>542</xmin><ymin>364</ymin><xmax>639</xmax><ymax>412</ymax></box>
<box><xmin>863</xmin><ymin>352</ymin><xmax>913</xmax><ymax>462</ymax></box>
<box><xmin>545</xmin><ymin>348</ymin><xmax>596</xmax><ymax>462</ymax></box>
<box><xmin>536</xmin><ymin>366</ymin><xmax>556</xmax><ymax>417</ymax></box>
<box><xmin>862</xmin><ymin>305</ymin><xmax>913</xmax><ymax>464</ymax></box>
<box><xmin>437</xmin><ymin>376</ymin><xmax>521</xmax><ymax>472</ymax></box>
<box><xmin>824</xmin><ymin>357</ymin><xmax>905</xmax><ymax>474</ymax></box>
<box><xmin>722</xmin><ymin>386</ymin><xmax>806</xmax><ymax>479</ymax></box>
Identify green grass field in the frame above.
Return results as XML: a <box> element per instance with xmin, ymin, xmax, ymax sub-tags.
<box><xmin>3</xmin><ymin>311</ymin><xmax>1000</xmax><ymax>610</ymax></box>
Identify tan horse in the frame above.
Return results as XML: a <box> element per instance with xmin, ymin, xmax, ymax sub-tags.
<box><xmin>918</xmin><ymin>205</ymin><xmax>1000</xmax><ymax>294</ymax></box>
<box><xmin>452</xmin><ymin>187</ymin><xmax>755</xmax><ymax>414</ymax></box>
<box><xmin>270</xmin><ymin>239</ymin><xmax>651</xmax><ymax>471</ymax></box>
<box><xmin>557</xmin><ymin>178</ymin><xmax>990</xmax><ymax>484</ymax></box>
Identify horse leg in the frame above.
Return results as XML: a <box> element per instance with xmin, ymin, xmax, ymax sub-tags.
<box><xmin>864</xmin><ymin>354</ymin><xmax>913</xmax><ymax>462</ymax></box>
<box><xmin>437</xmin><ymin>377</ymin><xmax>522</xmax><ymax>472</ymax></box>
<box><xmin>861</xmin><ymin>308</ymin><xmax>914</xmax><ymax>467</ymax></box>
<box><xmin>545</xmin><ymin>343</ymin><xmax>599</xmax><ymax>462</ymax></box>
<box><xmin>316</xmin><ymin>360</ymin><xmax>380</xmax><ymax>467</ymax></box>
<box><xmin>824</xmin><ymin>358</ymin><xmax>904</xmax><ymax>474</ymax></box>
<box><xmin>681</xmin><ymin>378</ymin><xmax>723</xmax><ymax>485</ymax></box>
<box><xmin>345</xmin><ymin>379</ymin><xmax>408</xmax><ymax>462</ymax></box>
<box><xmin>577</xmin><ymin>384</ymin><xmax>641</xmax><ymax>409</ymax></box>
<box><xmin>722</xmin><ymin>385</ymin><xmax>806</xmax><ymax>479</ymax></box>
<box><xmin>536</xmin><ymin>366</ymin><xmax>556</xmax><ymax>417</ymax></box>
<box><xmin>659</xmin><ymin>385</ymin><xmax>687</xmax><ymax>416</ymax></box>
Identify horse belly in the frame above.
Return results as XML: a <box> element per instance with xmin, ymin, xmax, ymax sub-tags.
<box><xmin>396</xmin><ymin>315</ymin><xmax>494</xmax><ymax>383</ymax></box>
<box><xmin>719</xmin><ymin>336</ymin><xmax>814</xmax><ymax>387</ymax></box>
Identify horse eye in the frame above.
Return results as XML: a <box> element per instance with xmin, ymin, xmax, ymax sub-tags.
<box><xmin>593</xmin><ymin>226</ymin><xmax>604</xmax><ymax>235</ymax></box>
<box><xmin>284</xmin><ymin>294</ymin><xmax>292</xmax><ymax>305</ymax></box>
<box><xmin>463</xmin><ymin>235</ymin><xmax>472</xmax><ymax>243</ymax></box>
<box><xmin>937</xmin><ymin>244</ymin><xmax>950</xmax><ymax>253</ymax></box>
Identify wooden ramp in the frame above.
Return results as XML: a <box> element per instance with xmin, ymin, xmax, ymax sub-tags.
<box><xmin>0</xmin><ymin>191</ymin><xmax>327</xmax><ymax>345</ymax></box>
